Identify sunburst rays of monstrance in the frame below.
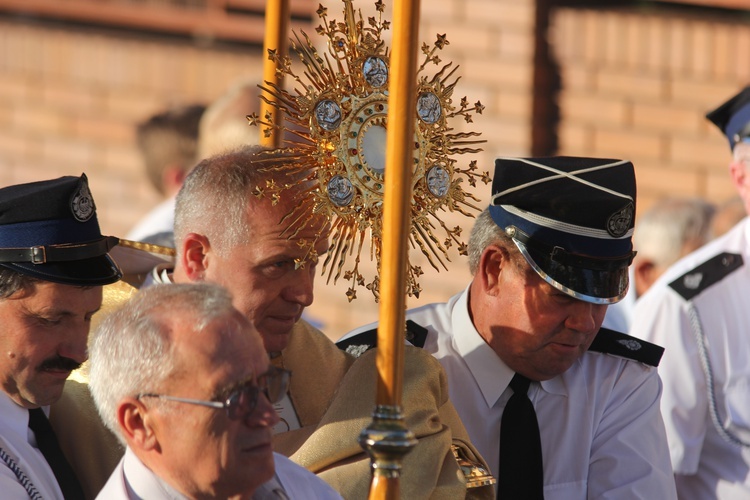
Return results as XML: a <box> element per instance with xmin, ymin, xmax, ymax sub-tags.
<box><xmin>250</xmin><ymin>0</ymin><xmax>489</xmax><ymax>303</ymax></box>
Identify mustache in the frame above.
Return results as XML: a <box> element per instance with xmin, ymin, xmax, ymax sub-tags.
<box><xmin>38</xmin><ymin>356</ymin><xmax>82</xmax><ymax>373</ymax></box>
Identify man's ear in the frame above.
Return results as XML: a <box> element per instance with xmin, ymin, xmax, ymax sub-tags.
<box><xmin>118</xmin><ymin>398</ymin><xmax>159</xmax><ymax>452</ymax></box>
<box><xmin>633</xmin><ymin>258</ymin><xmax>658</xmax><ymax>297</ymax></box>
<box><xmin>478</xmin><ymin>244</ymin><xmax>509</xmax><ymax>297</ymax></box>
<box><xmin>180</xmin><ymin>233</ymin><xmax>211</xmax><ymax>282</ymax></box>
<box><xmin>161</xmin><ymin>165</ymin><xmax>187</xmax><ymax>198</ymax></box>
<box><xmin>730</xmin><ymin>159</ymin><xmax>750</xmax><ymax>200</ymax></box>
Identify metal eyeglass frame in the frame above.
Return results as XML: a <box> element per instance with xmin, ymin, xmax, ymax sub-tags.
<box><xmin>137</xmin><ymin>365</ymin><xmax>291</xmax><ymax>420</ymax></box>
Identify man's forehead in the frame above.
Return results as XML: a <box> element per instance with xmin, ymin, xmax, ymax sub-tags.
<box><xmin>172</xmin><ymin>314</ymin><xmax>257</xmax><ymax>371</ymax></box>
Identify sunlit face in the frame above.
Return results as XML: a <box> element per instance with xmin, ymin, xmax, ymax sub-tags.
<box><xmin>0</xmin><ymin>281</ymin><xmax>102</xmax><ymax>407</ymax></box>
<box><xmin>472</xmin><ymin>247</ymin><xmax>606</xmax><ymax>381</ymax></box>
<box><xmin>205</xmin><ymin>197</ymin><xmax>330</xmax><ymax>353</ymax></box>
<box><xmin>148</xmin><ymin>311</ymin><xmax>279</xmax><ymax>498</ymax></box>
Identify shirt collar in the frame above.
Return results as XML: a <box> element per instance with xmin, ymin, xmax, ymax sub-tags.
<box><xmin>147</xmin><ymin>263</ymin><xmax>174</xmax><ymax>286</ymax></box>
<box><xmin>451</xmin><ymin>287</ymin><xmax>515</xmax><ymax>407</ymax></box>
<box><xmin>0</xmin><ymin>391</ymin><xmax>48</xmax><ymax>443</ymax></box>
<box><xmin>123</xmin><ymin>447</ymin><xmax>188</xmax><ymax>500</ymax></box>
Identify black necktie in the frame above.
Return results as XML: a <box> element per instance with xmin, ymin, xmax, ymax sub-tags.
<box><xmin>497</xmin><ymin>373</ymin><xmax>544</xmax><ymax>499</ymax></box>
<box><xmin>28</xmin><ymin>408</ymin><xmax>85</xmax><ymax>500</ymax></box>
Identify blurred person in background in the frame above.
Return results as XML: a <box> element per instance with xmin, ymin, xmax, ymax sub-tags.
<box><xmin>711</xmin><ymin>195</ymin><xmax>746</xmax><ymax>238</ymax></box>
<box><xmin>631</xmin><ymin>85</ymin><xmax>750</xmax><ymax>498</ymax></box>
<box><xmin>603</xmin><ymin>197</ymin><xmax>716</xmax><ymax>332</ymax></box>
<box><xmin>127</xmin><ymin>103</ymin><xmax>206</xmax><ymax>245</ymax></box>
<box><xmin>196</xmin><ymin>78</ymin><xmax>260</xmax><ymax>161</ymax></box>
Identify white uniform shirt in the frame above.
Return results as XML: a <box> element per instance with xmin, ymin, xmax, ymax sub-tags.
<box><xmin>97</xmin><ymin>447</ymin><xmax>343</xmax><ymax>500</ymax></box>
<box><xmin>631</xmin><ymin>217</ymin><xmax>750</xmax><ymax>499</ymax></box>
<box><xmin>125</xmin><ymin>196</ymin><xmax>175</xmax><ymax>242</ymax></box>
<box><xmin>343</xmin><ymin>287</ymin><xmax>677</xmax><ymax>498</ymax></box>
<box><xmin>0</xmin><ymin>392</ymin><xmax>64</xmax><ymax>499</ymax></box>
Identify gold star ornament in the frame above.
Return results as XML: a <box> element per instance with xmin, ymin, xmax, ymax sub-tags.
<box><xmin>250</xmin><ymin>0</ymin><xmax>489</xmax><ymax>302</ymax></box>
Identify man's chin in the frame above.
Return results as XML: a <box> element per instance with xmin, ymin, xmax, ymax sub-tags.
<box><xmin>261</xmin><ymin>330</ymin><xmax>293</xmax><ymax>354</ymax></box>
<box><xmin>18</xmin><ymin>385</ymin><xmax>65</xmax><ymax>408</ymax></box>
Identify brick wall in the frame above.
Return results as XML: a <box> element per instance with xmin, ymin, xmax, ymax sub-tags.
<box><xmin>551</xmin><ymin>4</ymin><xmax>749</xmax><ymax>213</ymax></box>
<box><xmin>0</xmin><ymin>0</ymin><xmax>539</xmax><ymax>338</ymax></box>
<box><xmin>4</xmin><ymin>2</ymin><xmax>743</xmax><ymax>338</ymax></box>
<box><xmin>0</xmin><ymin>19</ymin><xmax>266</xmax><ymax>230</ymax></box>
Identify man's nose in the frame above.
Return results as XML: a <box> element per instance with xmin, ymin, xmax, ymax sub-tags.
<box><xmin>565</xmin><ymin>301</ymin><xmax>601</xmax><ymax>334</ymax></box>
<box><xmin>58</xmin><ymin>325</ymin><xmax>89</xmax><ymax>364</ymax></box>
<box><xmin>284</xmin><ymin>266</ymin><xmax>315</xmax><ymax>307</ymax></box>
<box><xmin>245</xmin><ymin>391</ymin><xmax>280</xmax><ymax>428</ymax></box>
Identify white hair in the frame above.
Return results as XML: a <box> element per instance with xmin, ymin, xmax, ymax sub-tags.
<box><xmin>197</xmin><ymin>79</ymin><xmax>260</xmax><ymax>160</ymax></box>
<box><xmin>633</xmin><ymin>197</ymin><xmax>716</xmax><ymax>268</ymax></box>
<box><xmin>88</xmin><ymin>283</ymin><xmax>236</xmax><ymax>443</ymax></box>
<box><xmin>173</xmin><ymin>145</ymin><xmax>305</xmax><ymax>261</ymax></box>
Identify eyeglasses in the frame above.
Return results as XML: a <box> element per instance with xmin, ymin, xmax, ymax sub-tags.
<box><xmin>138</xmin><ymin>366</ymin><xmax>291</xmax><ymax>420</ymax></box>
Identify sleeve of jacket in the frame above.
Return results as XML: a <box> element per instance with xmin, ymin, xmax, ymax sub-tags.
<box><xmin>287</xmin><ymin>345</ymin><xmax>493</xmax><ymax>500</ymax></box>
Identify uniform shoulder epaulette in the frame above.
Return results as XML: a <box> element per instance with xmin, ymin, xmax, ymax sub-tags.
<box><xmin>336</xmin><ymin>320</ymin><xmax>429</xmax><ymax>356</ymax></box>
<box><xmin>668</xmin><ymin>252</ymin><xmax>743</xmax><ymax>301</ymax></box>
<box><xmin>587</xmin><ymin>327</ymin><xmax>664</xmax><ymax>367</ymax></box>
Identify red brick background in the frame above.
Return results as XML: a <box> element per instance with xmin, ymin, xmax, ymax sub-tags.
<box><xmin>0</xmin><ymin>0</ymin><xmax>746</xmax><ymax>337</ymax></box>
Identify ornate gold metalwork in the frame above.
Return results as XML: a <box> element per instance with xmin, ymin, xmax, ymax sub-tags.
<box><xmin>451</xmin><ymin>444</ymin><xmax>497</xmax><ymax>489</ymax></box>
<box><xmin>248</xmin><ymin>0</ymin><xmax>489</xmax><ymax>301</ymax></box>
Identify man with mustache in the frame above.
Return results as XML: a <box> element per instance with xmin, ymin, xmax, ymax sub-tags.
<box><xmin>0</xmin><ymin>174</ymin><xmax>121</xmax><ymax>499</ymax></box>
<box><xmin>89</xmin><ymin>282</ymin><xmax>341</xmax><ymax>499</ymax></box>
<box><xmin>342</xmin><ymin>156</ymin><xmax>678</xmax><ymax>498</ymax></box>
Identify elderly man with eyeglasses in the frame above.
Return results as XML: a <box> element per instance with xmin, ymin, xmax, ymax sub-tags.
<box><xmin>88</xmin><ymin>282</ymin><xmax>341</xmax><ymax>500</ymax></box>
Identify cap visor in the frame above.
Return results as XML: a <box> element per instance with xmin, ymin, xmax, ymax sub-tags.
<box><xmin>1</xmin><ymin>255</ymin><xmax>122</xmax><ymax>286</ymax></box>
<box><xmin>515</xmin><ymin>240</ymin><xmax>629</xmax><ymax>304</ymax></box>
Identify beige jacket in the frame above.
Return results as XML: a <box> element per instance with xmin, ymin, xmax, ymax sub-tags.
<box><xmin>272</xmin><ymin>320</ymin><xmax>493</xmax><ymax>499</ymax></box>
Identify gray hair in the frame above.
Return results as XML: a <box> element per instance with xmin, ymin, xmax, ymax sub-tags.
<box><xmin>88</xmin><ymin>283</ymin><xmax>236</xmax><ymax>442</ymax></box>
<box><xmin>173</xmin><ymin>145</ymin><xmax>295</xmax><ymax>259</ymax></box>
<box><xmin>633</xmin><ymin>197</ymin><xmax>716</xmax><ymax>268</ymax></box>
<box><xmin>467</xmin><ymin>208</ymin><xmax>521</xmax><ymax>275</ymax></box>
<box><xmin>733</xmin><ymin>141</ymin><xmax>750</xmax><ymax>164</ymax></box>
<box><xmin>0</xmin><ymin>267</ymin><xmax>39</xmax><ymax>299</ymax></box>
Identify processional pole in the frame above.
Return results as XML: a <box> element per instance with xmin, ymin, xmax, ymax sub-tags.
<box><xmin>260</xmin><ymin>0</ymin><xmax>289</xmax><ymax>148</ymax></box>
<box><xmin>359</xmin><ymin>0</ymin><xmax>421</xmax><ymax>498</ymax></box>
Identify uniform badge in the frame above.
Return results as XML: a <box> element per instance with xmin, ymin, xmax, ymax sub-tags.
<box><xmin>606</xmin><ymin>202</ymin><xmax>634</xmax><ymax>238</ymax></box>
<box><xmin>617</xmin><ymin>339</ymin><xmax>642</xmax><ymax>351</ymax></box>
<box><xmin>683</xmin><ymin>272</ymin><xmax>703</xmax><ymax>290</ymax></box>
<box><xmin>70</xmin><ymin>174</ymin><xmax>96</xmax><ymax>222</ymax></box>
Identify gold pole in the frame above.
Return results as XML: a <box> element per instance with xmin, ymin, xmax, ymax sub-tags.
<box><xmin>260</xmin><ymin>0</ymin><xmax>289</xmax><ymax>148</ymax></box>
<box><xmin>359</xmin><ymin>0</ymin><xmax>421</xmax><ymax>498</ymax></box>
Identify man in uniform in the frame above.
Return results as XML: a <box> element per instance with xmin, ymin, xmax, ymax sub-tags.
<box><xmin>0</xmin><ymin>174</ymin><xmax>121</xmax><ymax>499</ymax></box>
<box><xmin>149</xmin><ymin>145</ymin><xmax>492</xmax><ymax>498</ymax></box>
<box><xmin>342</xmin><ymin>156</ymin><xmax>677</xmax><ymax>498</ymax></box>
<box><xmin>630</xmin><ymin>86</ymin><xmax>750</xmax><ymax>498</ymax></box>
<box><xmin>89</xmin><ymin>282</ymin><xmax>341</xmax><ymax>499</ymax></box>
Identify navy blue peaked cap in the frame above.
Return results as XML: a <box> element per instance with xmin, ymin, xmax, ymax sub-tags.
<box><xmin>706</xmin><ymin>86</ymin><xmax>750</xmax><ymax>150</ymax></box>
<box><xmin>0</xmin><ymin>174</ymin><xmax>122</xmax><ymax>286</ymax></box>
<box><xmin>489</xmin><ymin>156</ymin><xmax>636</xmax><ymax>304</ymax></box>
